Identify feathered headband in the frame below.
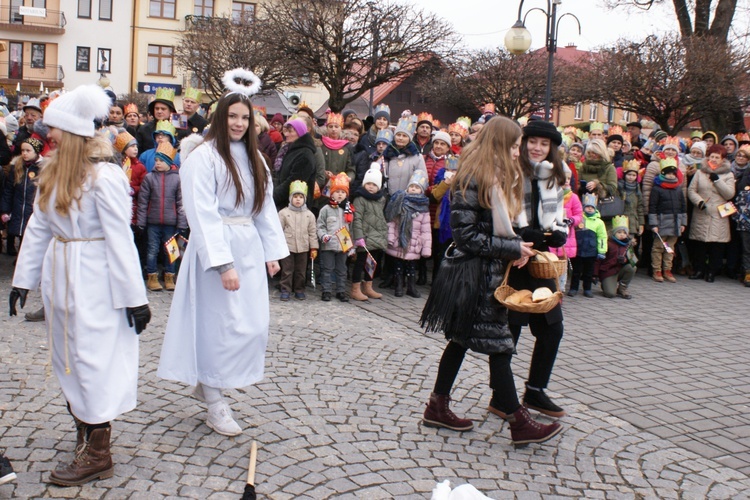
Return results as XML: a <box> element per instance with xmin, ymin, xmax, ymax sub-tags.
<box><xmin>221</xmin><ymin>68</ymin><xmax>262</xmax><ymax>100</ymax></box>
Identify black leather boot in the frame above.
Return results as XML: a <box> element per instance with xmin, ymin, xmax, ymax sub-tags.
<box><xmin>416</xmin><ymin>258</ymin><xmax>428</xmax><ymax>285</ymax></box>
<box><xmin>406</xmin><ymin>261</ymin><xmax>421</xmax><ymax>298</ymax></box>
<box><xmin>394</xmin><ymin>260</ymin><xmax>405</xmax><ymax>297</ymax></box>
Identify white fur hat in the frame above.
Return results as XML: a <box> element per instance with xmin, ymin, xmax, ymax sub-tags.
<box><xmin>43</xmin><ymin>85</ymin><xmax>111</xmax><ymax>138</ymax></box>
<box><xmin>362</xmin><ymin>165</ymin><xmax>383</xmax><ymax>190</ymax></box>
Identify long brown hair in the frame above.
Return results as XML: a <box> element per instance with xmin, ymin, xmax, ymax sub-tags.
<box><xmin>205</xmin><ymin>93</ymin><xmax>267</xmax><ymax>213</ymax></box>
<box><xmin>453</xmin><ymin>116</ymin><xmax>524</xmax><ymax>218</ymax></box>
<box><xmin>37</xmin><ymin>132</ymin><xmax>114</xmax><ymax>216</ymax></box>
<box><xmin>13</xmin><ymin>144</ymin><xmax>39</xmax><ymax>185</ymax></box>
<box><xmin>519</xmin><ymin>136</ymin><xmax>566</xmax><ymax>189</ymax></box>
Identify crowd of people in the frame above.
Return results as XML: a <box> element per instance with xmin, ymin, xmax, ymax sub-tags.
<box><xmin>1</xmin><ymin>71</ymin><xmax>749</xmax><ymax>485</ymax></box>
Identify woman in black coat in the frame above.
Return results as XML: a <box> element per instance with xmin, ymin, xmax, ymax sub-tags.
<box><xmin>508</xmin><ymin>120</ymin><xmax>569</xmax><ymax>419</ymax></box>
<box><xmin>420</xmin><ymin>116</ymin><xmax>562</xmax><ymax>447</ymax></box>
<box><xmin>273</xmin><ymin>119</ymin><xmax>317</xmax><ymax>211</ymax></box>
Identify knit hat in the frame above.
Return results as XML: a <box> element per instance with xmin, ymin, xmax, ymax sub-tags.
<box><xmin>362</xmin><ymin>166</ymin><xmax>382</xmax><ymax>190</ymax></box>
<box><xmin>395</xmin><ymin>117</ymin><xmax>415</xmax><ymax>137</ymax></box>
<box><xmin>690</xmin><ymin>130</ymin><xmax>703</xmax><ymax>139</ymax></box>
<box><xmin>329</xmin><ymin>172</ymin><xmax>350</xmax><ymax>196</ymax></box>
<box><xmin>582</xmin><ymin>193</ymin><xmax>598</xmax><ymax>209</ymax></box>
<box><xmin>284</xmin><ymin>118</ymin><xmax>307</xmax><ymax>138</ymax></box>
<box><xmin>373</xmin><ymin>103</ymin><xmax>390</xmax><ymax>123</ymax></box>
<box><xmin>626</xmin><ymin>121</ymin><xmax>642</xmax><ymax>129</ymax></box>
<box><xmin>2</xmin><ymin>113</ymin><xmax>18</xmax><ymax>136</ymax></box>
<box><xmin>154</xmin><ymin>142</ymin><xmax>177</xmax><ymax>166</ymax></box>
<box><xmin>416</xmin><ymin>112</ymin><xmax>434</xmax><ymax>130</ymax></box>
<box><xmin>622</xmin><ymin>159</ymin><xmax>640</xmax><ymax>174</ymax></box>
<box><xmin>23</xmin><ymin>136</ymin><xmax>44</xmax><ymax>155</ymax></box>
<box><xmin>114</xmin><ymin>129</ymin><xmax>137</xmax><ymax>153</ymax></box>
<box><xmin>661</xmin><ymin>137</ymin><xmax>680</xmax><ymax>154</ymax></box>
<box><xmin>341</xmin><ymin>109</ymin><xmax>357</xmax><ymax>121</ymax></box>
<box><xmin>432</xmin><ymin>130</ymin><xmax>451</xmax><ymax>146</ymax></box>
<box><xmin>43</xmin><ymin>84</ymin><xmax>111</xmax><ymax>138</ymax></box>
<box><xmin>659</xmin><ymin>157</ymin><xmax>678</xmax><ymax>174</ymax></box>
<box><xmin>612</xmin><ymin>215</ymin><xmax>629</xmax><ymax>235</ymax></box>
<box><xmin>407</xmin><ymin>169</ymin><xmax>428</xmax><ymax>192</ymax></box>
<box><xmin>375</xmin><ymin>129</ymin><xmax>393</xmax><ymax>145</ymax></box>
<box><xmin>148</xmin><ymin>87</ymin><xmax>177</xmax><ymax>114</ymax></box>
<box><xmin>702</xmin><ymin>131</ymin><xmax>719</xmax><ymax>144</ymax></box>
<box><xmin>289</xmin><ymin>180</ymin><xmax>308</xmax><ymax>202</ymax></box>
<box><xmin>652</xmin><ymin>129</ymin><xmax>668</xmax><ymax>143</ymax></box>
<box><xmin>721</xmin><ymin>134</ymin><xmax>738</xmax><ymax>150</ymax></box>
<box><xmin>270</xmin><ymin>113</ymin><xmax>284</xmax><ymax>125</ymax></box>
<box><xmin>153</xmin><ymin>120</ymin><xmax>177</xmax><ymax>145</ymax></box>
<box><xmin>607</xmin><ymin>134</ymin><xmax>624</xmax><ymax>145</ymax></box>
<box><xmin>523</xmin><ymin>120</ymin><xmax>562</xmax><ymax>147</ymax></box>
<box><xmin>23</xmin><ymin>98</ymin><xmax>43</xmax><ymax>114</ymax></box>
<box><xmin>690</xmin><ymin>141</ymin><xmax>707</xmax><ymax>156</ymax></box>
<box><xmin>569</xmin><ymin>142</ymin><xmax>584</xmax><ymax>152</ymax></box>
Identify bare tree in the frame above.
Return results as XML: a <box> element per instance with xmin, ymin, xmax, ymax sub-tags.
<box><xmin>175</xmin><ymin>15</ymin><xmax>302</xmax><ymax>100</ymax></box>
<box><xmin>415</xmin><ymin>48</ymin><xmax>584</xmax><ymax>119</ymax></box>
<box><xmin>117</xmin><ymin>92</ymin><xmax>150</xmax><ymax>113</ymax></box>
<box><xmin>261</xmin><ymin>0</ymin><xmax>458</xmax><ymax>112</ymax></box>
<box><xmin>586</xmin><ymin>34</ymin><xmax>750</xmax><ymax>134</ymax></box>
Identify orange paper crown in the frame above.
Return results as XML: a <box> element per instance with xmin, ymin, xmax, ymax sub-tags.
<box><xmin>326</xmin><ymin>113</ymin><xmax>344</xmax><ymax>127</ymax></box>
<box><xmin>124</xmin><ymin>103</ymin><xmax>139</xmax><ymax>117</ymax></box>
<box><xmin>608</xmin><ymin>125</ymin><xmax>623</xmax><ymax>137</ymax></box>
<box><xmin>664</xmin><ymin>136</ymin><xmax>681</xmax><ymax>148</ymax></box>
<box><xmin>621</xmin><ymin>132</ymin><xmax>631</xmax><ymax>143</ymax></box>
<box><xmin>448</xmin><ymin>122</ymin><xmax>468</xmax><ymax>138</ymax></box>
<box><xmin>735</xmin><ymin>132</ymin><xmax>750</xmax><ymax>143</ymax></box>
<box><xmin>417</xmin><ymin>112</ymin><xmax>433</xmax><ymax>124</ymax></box>
<box><xmin>155</xmin><ymin>142</ymin><xmax>177</xmax><ymax>162</ymax></box>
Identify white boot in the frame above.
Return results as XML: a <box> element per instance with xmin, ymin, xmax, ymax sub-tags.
<box><xmin>206</xmin><ymin>401</ymin><xmax>242</xmax><ymax>436</ymax></box>
<box><xmin>192</xmin><ymin>382</ymin><xmax>205</xmax><ymax>402</ymax></box>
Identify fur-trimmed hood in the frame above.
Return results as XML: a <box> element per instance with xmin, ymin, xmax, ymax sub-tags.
<box><xmin>699</xmin><ymin>158</ymin><xmax>731</xmax><ymax>175</ymax></box>
<box><xmin>179</xmin><ymin>133</ymin><xmax>204</xmax><ymax>161</ymax></box>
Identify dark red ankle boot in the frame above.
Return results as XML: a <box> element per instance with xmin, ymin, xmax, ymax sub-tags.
<box><xmin>422</xmin><ymin>393</ymin><xmax>473</xmax><ymax>431</ymax></box>
<box><xmin>507</xmin><ymin>406</ymin><xmax>563</xmax><ymax>447</ymax></box>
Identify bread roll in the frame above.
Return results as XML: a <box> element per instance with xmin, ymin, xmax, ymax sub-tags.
<box><xmin>506</xmin><ymin>289</ymin><xmax>533</xmax><ymax>304</ymax></box>
<box><xmin>532</xmin><ymin>287</ymin><xmax>553</xmax><ymax>302</ymax></box>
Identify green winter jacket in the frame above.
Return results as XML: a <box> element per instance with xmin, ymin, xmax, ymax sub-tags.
<box><xmin>581</xmin><ymin>209</ymin><xmax>608</xmax><ymax>255</ymax></box>
<box><xmin>352</xmin><ymin>195</ymin><xmax>388</xmax><ymax>252</ymax></box>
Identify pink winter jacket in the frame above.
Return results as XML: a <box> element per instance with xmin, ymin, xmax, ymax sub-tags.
<box><xmin>551</xmin><ymin>190</ymin><xmax>583</xmax><ymax>259</ymax></box>
<box><xmin>386</xmin><ymin>212</ymin><xmax>432</xmax><ymax>260</ymax></box>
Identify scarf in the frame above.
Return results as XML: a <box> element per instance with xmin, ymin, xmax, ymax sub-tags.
<box><xmin>618</xmin><ymin>178</ymin><xmax>639</xmax><ymax>195</ymax></box>
<box><xmin>612</xmin><ymin>235</ymin><xmax>630</xmax><ymax>246</ymax></box>
<box><xmin>321</xmin><ymin>136</ymin><xmax>350</xmax><ymax>151</ymax></box>
<box><xmin>384</xmin><ymin>190</ymin><xmax>429</xmax><ymax>249</ymax></box>
<box><xmin>383</xmin><ymin>141</ymin><xmax>420</xmax><ymax>159</ymax></box>
<box><xmin>731</xmin><ymin>161</ymin><xmax>749</xmax><ymax>178</ymax></box>
<box><xmin>682</xmin><ymin>153</ymin><xmax>703</xmax><ymax>168</ymax></box>
<box><xmin>329</xmin><ymin>198</ymin><xmax>355</xmax><ymax>224</ymax></box>
<box><xmin>517</xmin><ymin>160</ymin><xmax>564</xmax><ymax>232</ymax></box>
<box><xmin>354</xmin><ymin>186</ymin><xmax>384</xmax><ymax>201</ymax></box>
<box><xmin>288</xmin><ymin>202</ymin><xmax>307</xmax><ymax>212</ymax></box>
<box><xmin>273</xmin><ymin>142</ymin><xmax>289</xmax><ymax>172</ymax></box>
<box><xmin>491</xmin><ymin>185</ymin><xmax>517</xmax><ymax>238</ymax></box>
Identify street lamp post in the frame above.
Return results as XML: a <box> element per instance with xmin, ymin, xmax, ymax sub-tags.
<box><xmin>505</xmin><ymin>0</ymin><xmax>580</xmax><ymax>122</ymax></box>
<box><xmin>367</xmin><ymin>0</ymin><xmax>378</xmax><ymax>117</ymax></box>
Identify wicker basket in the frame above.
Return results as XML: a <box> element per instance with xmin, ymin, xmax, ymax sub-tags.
<box><xmin>527</xmin><ymin>250</ymin><xmax>567</xmax><ymax>279</ymax></box>
<box><xmin>494</xmin><ymin>262</ymin><xmax>563</xmax><ymax>314</ymax></box>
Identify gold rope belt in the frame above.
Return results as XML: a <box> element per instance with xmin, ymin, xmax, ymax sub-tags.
<box><xmin>48</xmin><ymin>235</ymin><xmax>105</xmax><ymax>376</ymax></box>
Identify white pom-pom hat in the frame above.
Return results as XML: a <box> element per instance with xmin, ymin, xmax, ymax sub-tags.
<box><xmin>43</xmin><ymin>84</ymin><xmax>111</xmax><ymax>138</ymax></box>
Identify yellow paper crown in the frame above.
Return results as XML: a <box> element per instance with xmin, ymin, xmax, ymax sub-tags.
<box><xmin>608</xmin><ymin>125</ymin><xmax>623</xmax><ymax>137</ymax></box>
<box><xmin>326</xmin><ymin>113</ymin><xmax>344</xmax><ymax>127</ymax></box>
<box><xmin>660</xmin><ymin>157</ymin><xmax>677</xmax><ymax>170</ymax></box>
<box><xmin>622</xmin><ymin>159</ymin><xmax>640</xmax><ymax>173</ymax></box>
<box><xmin>154</xmin><ymin>87</ymin><xmax>175</xmax><ymax>103</ymax></box>
<box><xmin>183</xmin><ymin>88</ymin><xmax>202</xmax><ymax>102</ymax></box>
<box><xmin>154</xmin><ymin>120</ymin><xmax>177</xmax><ymax>137</ymax></box>
<box><xmin>589</xmin><ymin>121</ymin><xmax>604</xmax><ymax>132</ymax></box>
<box><xmin>289</xmin><ymin>180</ymin><xmax>308</xmax><ymax>199</ymax></box>
<box><xmin>612</xmin><ymin>215</ymin><xmax>629</xmax><ymax>231</ymax></box>
<box><xmin>563</xmin><ymin>126</ymin><xmax>577</xmax><ymax>136</ymax></box>
<box><xmin>456</xmin><ymin>116</ymin><xmax>471</xmax><ymax>131</ymax></box>
<box><xmin>417</xmin><ymin>112</ymin><xmax>433</xmax><ymax>124</ymax></box>
<box><xmin>114</xmin><ymin>130</ymin><xmax>137</xmax><ymax>153</ymax></box>
<box><xmin>690</xmin><ymin>130</ymin><xmax>703</xmax><ymax>139</ymax></box>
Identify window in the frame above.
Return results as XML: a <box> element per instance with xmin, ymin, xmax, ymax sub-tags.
<box><xmin>78</xmin><ymin>0</ymin><xmax>91</xmax><ymax>18</ymax></box>
<box><xmin>194</xmin><ymin>0</ymin><xmax>214</xmax><ymax>17</ymax></box>
<box><xmin>574</xmin><ymin>103</ymin><xmax>582</xmax><ymax>120</ymax></box>
<box><xmin>11</xmin><ymin>0</ymin><xmax>23</xmax><ymax>23</ymax></box>
<box><xmin>231</xmin><ymin>1</ymin><xmax>255</xmax><ymax>22</ymax></box>
<box><xmin>588</xmin><ymin>102</ymin><xmax>598</xmax><ymax>121</ymax></box>
<box><xmin>99</xmin><ymin>0</ymin><xmax>112</xmax><ymax>20</ymax></box>
<box><xmin>147</xmin><ymin>45</ymin><xmax>173</xmax><ymax>75</ymax></box>
<box><xmin>31</xmin><ymin>44</ymin><xmax>46</xmax><ymax>69</ymax></box>
<box><xmin>150</xmin><ymin>0</ymin><xmax>176</xmax><ymax>18</ymax></box>
<box><xmin>76</xmin><ymin>46</ymin><xmax>90</xmax><ymax>71</ymax></box>
<box><xmin>607</xmin><ymin>102</ymin><xmax>615</xmax><ymax>123</ymax></box>
<box><xmin>97</xmin><ymin>48</ymin><xmax>111</xmax><ymax>73</ymax></box>
<box><xmin>32</xmin><ymin>0</ymin><xmax>46</xmax><ymax>7</ymax></box>
<box><xmin>395</xmin><ymin>91</ymin><xmax>411</xmax><ymax>103</ymax></box>
<box><xmin>622</xmin><ymin>110</ymin><xmax>630</xmax><ymax>123</ymax></box>
<box><xmin>9</xmin><ymin>42</ymin><xmax>23</xmax><ymax>79</ymax></box>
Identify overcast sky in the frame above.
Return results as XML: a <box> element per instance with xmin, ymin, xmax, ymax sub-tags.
<box><xmin>410</xmin><ymin>0</ymin><xmax>674</xmax><ymax>52</ymax></box>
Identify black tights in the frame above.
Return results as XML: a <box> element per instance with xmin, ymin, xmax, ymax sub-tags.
<box><xmin>432</xmin><ymin>341</ymin><xmax>520</xmax><ymax>415</ymax></box>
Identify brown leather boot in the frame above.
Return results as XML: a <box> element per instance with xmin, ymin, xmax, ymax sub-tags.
<box><xmin>361</xmin><ymin>281</ymin><xmax>382</xmax><ymax>299</ymax></box>
<box><xmin>350</xmin><ymin>282</ymin><xmax>368</xmax><ymax>301</ymax></box>
<box><xmin>422</xmin><ymin>393</ymin><xmax>473</xmax><ymax>431</ymax></box>
<box><xmin>49</xmin><ymin>427</ymin><xmax>114</xmax><ymax>486</ymax></box>
<box><xmin>147</xmin><ymin>273</ymin><xmax>162</xmax><ymax>291</ymax></box>
<box><xmin>164</xmin><ymin>272</ymin><xmax>176</xmax><ymax>291</ymax></box>
<box><xmin>507</xmin><ymin>406</ymin><xmax>563</xmax><ymax>448</ymax></box>
<box><xmin>663</xmin><ymin>270</ymin><xmax>676</xmax><ymax>283</ymax></box>
<box><xmin>652</xmin><ymin>270</ymin><xmax>663</xmax><ymax>282</ymax></box>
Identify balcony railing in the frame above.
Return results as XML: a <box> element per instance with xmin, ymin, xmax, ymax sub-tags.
<box><xmin>0</xmin><ymin>61</ymin><xmax>64</xmax><ymax>86</ymax></box>
<box><xmin>0</xmin><ymin>6</ymin><xmax>66</xmax><ymax>33</ymax></box>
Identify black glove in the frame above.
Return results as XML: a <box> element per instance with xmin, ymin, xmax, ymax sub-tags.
<box><xmin>545</xmin><ymin>230</ymin><xmax>568</xmax><ymax>248</ymax></box>
<box><xmin>179</xmin><ymin>228</ymin><xmax>190</xmax><ymax>240</ymax></box>
<box><xmin>519</xmin><ymin>228</ymin><xmax>546</xmax><ymax>250</ymax></box>
<box><xmin>563</xmin><ymin>217</ymin><xmax>574</xmax><ymax>227</ymax></box>
<box><xmin>9</xmin><ymin>287</ymin><xmax>29</xmax><ymax>316</ymax></box>
<box><xmin>709</xmin><ymin>173</ymin><xmax>719</xmax><ymax>182</ymax></box>
<box><xmin>697</xmin><ymin>200</ymin><xmax>707</xmax><ymax>211</ymax></box>
<box><xmin>126</xmin><ymin>304</ymin><xmax>151</xmax><ymax>335</ymax></box>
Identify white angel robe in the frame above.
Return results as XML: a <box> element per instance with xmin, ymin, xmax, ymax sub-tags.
<box><xmin>12</xmin><ymin>163</ymin><xmax>148</xmax><ymax>424</ymax></box>
<box><xmin>157</xmin><ymin>140</ymin><xmax>288</xmax><ymax>389</ymax></box>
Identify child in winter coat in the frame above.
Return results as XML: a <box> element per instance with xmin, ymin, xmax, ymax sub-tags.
<box><xmin>735</xmin><ymin>165</ymin><xmax>750</xmax><ymax>286</ymax></box>
<box><xmin>136</xmin><ymin>142</ymin><xmax>187</xmax><ymax>292</ymax></box>
<box><xmin>568</xmin><ymin>193</ymin><xmax>607</xmax><ymax>298</ymax></box>
<box><xmin>430</xmin><ymin>156</ymin><xmax>458</xmax><ymax>278</ymax></box>
<box><xmin>599</xmin><ymin>215</ymin><xmax>636</xmax><ymax>299</ymax></box>
<box><xmin>317</xmin><ymin>172</ymin><xmax>355</xmax><ymax>302</ymax></box>
<box><xmin>351</xmin><ymin>167</ymin><xmax>388</xmax><ymax>301</ymax></box>
<box><xmin>1</xmin><ymin>136</ymin><xmax>43</xmax><ymax>256</ymax></box>
<box><xmin>278</xmin><ymin>181</ymin><xmax>318</xmax><ymax>301</ymax></box>
<box><xmin>385</xmin><ymin>170</ymin><xmax>432</xmax><ymax>298</ymax></box>
<box><xmin>139</xmin><ymin>120</ymin><xmax>181</xmax><ymax>172</ymax></box>
<box><xmin>552</xmin><ymin>165</ymin><xmax>583</xmax><ymax>293</ymax></box>
<box><xmin>648</xmin><ymin>158</ymin><xmax>687</xmax><ymax>283</ymax></box>
<box><xmin>114</xmin><ymin>129</ymin><xmax>146</xmax><ymax>224</ymax></box>
<box><xmin>618</xmin><ymin>159</ymin><xmax>645</xmax><ymax>238</ymax></box>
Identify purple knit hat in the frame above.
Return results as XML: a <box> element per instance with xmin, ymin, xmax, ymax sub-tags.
<box><xmin>284</xmin><ymin>118</ymin><xmax>307</xmax><ymax>138</ymax></box>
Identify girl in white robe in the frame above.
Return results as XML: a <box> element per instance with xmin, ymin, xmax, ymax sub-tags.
<box><xmin>10</xmin><ymin>84</ymin><xmax>151</xmax><ymax>486</ymax></box>
<box><xmin>157</xmin><ymin>87</ymin><xmax>288</xmax><ymax>436</ymax></box>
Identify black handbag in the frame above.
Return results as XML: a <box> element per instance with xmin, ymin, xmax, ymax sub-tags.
<box><xmin>597</xmin><ymin>195</ymin><xmax>625</xmax><ymax>219</ymax></box>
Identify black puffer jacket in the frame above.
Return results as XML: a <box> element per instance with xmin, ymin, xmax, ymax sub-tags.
<box><xmin>274</xmin><ymin>133</ymin><xmax>317</xmax><ymax>210</ymax></box>
<box><xmin>1</xmin><ymin>160</ymin><xmax>40</xmax><ymax>236</ymax></box>
<box><xmin>447</xmin><ymin>179</ymin><xmax>523</xmax><ymax>354</ymax></box>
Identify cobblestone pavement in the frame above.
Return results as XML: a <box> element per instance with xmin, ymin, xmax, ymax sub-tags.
<box><xmin>2</xmin><ymin>252</ymin><xmax>749</xmax><ymax>499</ymax></box>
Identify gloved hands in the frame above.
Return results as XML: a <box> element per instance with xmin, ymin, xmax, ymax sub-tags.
<box><xmin>697</xmin><ymin>200</ymin><xmax>707</xmax><ymax>211</ymax></box>
<box><xmin>322</xmin><ymin>235</ymin><xmax>332</xmax><ymax>244</ymax></box>
<box><xmin>354</xmin><ymin>238</ymin><xmax>366</xmax><ymax>248</ymax></box>
<box><xmin>310</xmin><ymin>249</ymin><xmax>318</xmax><ymax>260</ymax></box>
<box><xmin>709</xmin><ymin>173</ymin><xmax>719</xmax><ymax>182</ymax></box>
<box><xmin>520</xmin><ymin>228</ymin><xmax>546</xmax><ymax>250</ymax></box>
<box><xmin>597</xmin><ymin>253</ymin><xmax>606</xmax><ymax>260</ymax></box>
<box><xmin>545</xmin><ymin>230</ymin><xmax>567</xmax><ymax>248</ymax></box>
<box><xmin>9</xmin><ymin>287</ymin><xmax>29</xmax><ymax>316</ymax></box>
<box><xmin>563</xmin><ymin>217</ymin><xmax>574</xmax><ymax>227</ymax></box>
<box><xmin>178</xmin><ymin>228</ymin><xmax>190</xmax><ymax>239</ymax></box>
<box><xmin>126</xmin><ymin>304</ymin><xmax>151</xmax><ymax>335</ymax></box>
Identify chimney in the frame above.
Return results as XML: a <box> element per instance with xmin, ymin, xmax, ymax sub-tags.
<box><xmin>565</xmin><ymin>43</ymin><xmax>577</xmax><ymax>49</ymax></box>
